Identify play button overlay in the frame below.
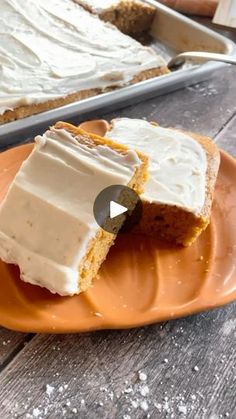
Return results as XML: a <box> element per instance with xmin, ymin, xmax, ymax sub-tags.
<box><xmin>110</xmin><ymin>201</ymin><xmax>128</xmax><ymax>219</ymax></box>
<box><xmin>93</xmin><ymin>185</ymin><xmax>142</xmax><ymax>234</ymax></box>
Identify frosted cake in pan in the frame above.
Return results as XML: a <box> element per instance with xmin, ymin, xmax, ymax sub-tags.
<box><xmin>0</xmin><ymin>0</ymin><xmax>169</xmax><ymax>124</ymax></box>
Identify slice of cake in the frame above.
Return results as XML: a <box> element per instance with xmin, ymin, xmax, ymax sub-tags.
<box><xmin>74</xmin><ymin>0</ymin><xmax>156</xmax><ymax>35</ymax></box>
<box><xmin>0</xmin><ymin>0</ymin><xmax>169</xmax><ymax>125</ymax></box>
<box><xmin>0</xmin><ymin>122</ymin><xmax>148</xmax><ymax>296</ymax></box>
<box><xmin>81</xmin><ymin>118</ymin><xmax>220</xmax><ymax>246</ymax></box>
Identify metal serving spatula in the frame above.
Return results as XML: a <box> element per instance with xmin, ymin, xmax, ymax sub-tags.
<box><xmin>168</xmin><ymin>51</ymin><xmax>236</xmax><ymax>70</ymax></box>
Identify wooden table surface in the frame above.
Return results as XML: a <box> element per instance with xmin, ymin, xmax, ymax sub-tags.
<box><xmin>0</xmin><ymin>19</ymin><xmax>236</xmax><ymax>419</ymax></box>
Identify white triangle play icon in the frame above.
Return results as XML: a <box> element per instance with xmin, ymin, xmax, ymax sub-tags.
<box><xmin>110</xmin><ymin>201</ymin><xmax>128</xmax><ymax>219</ymax></box>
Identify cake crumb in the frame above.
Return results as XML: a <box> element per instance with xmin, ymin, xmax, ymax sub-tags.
<box><xmin>32</xmin><ymin>408</ymin><xmax>41</xmax><ymax>418</ymax></box>
<box><xmin>154</xmin><ymin>402</ymin><xmax>162</xmax><ymax>411</ymax></box>
<box><xmin>222</xmin><ymin>319</ymin><xmax>236</xmax><ymax>336</ymax></box>
<box><xmin>131</xmin><ymin>400</ymin><xmax>138</xmax><ymax>408</ymax></box>
<box><xmin>45</xmin><ymin>384</ymin><xmax>54</xmax><ymax>397</ymax></box>
<box><xmin>124</xmin><ymin>387</ymin><xmax>133</xmax><ymax>394</ymax></box>
<box><xmin>138</xmin><ymin>371</ymin><xmax>147</xmax><ymax>381</ymax></box>
<box><xmin>178</xmin><ymin>404</ymin><xmax>187</xmax><ymax>415</ymax></box>
<box><xmin>139</xmin><ymin>385</ymin><xmax>149</xmax><ymax>397</ymax></box>
<box><xmin>94</xmin><ymin>312</ymin><xmax>102</xmax><ymax>317</ymax></box>
<box><xmin>140</xmin><ymin>400</ymin><xmax>149</xmax><ymax>412</ymax></box>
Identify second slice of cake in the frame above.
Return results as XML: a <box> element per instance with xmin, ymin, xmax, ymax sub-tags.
<box><xmin>81</xmin><ymin>118</ymin><xmax>220</xmax><ymax>246</ymax></box>
<box><xmin>105</xmin><ymin>118</ymin><xmax>220</xmax><ymax>246</ymax></box>
<box><xmin>0</xmin><ymin>122</ymin><xmax>148</xmax><ymax>296</ymax></box>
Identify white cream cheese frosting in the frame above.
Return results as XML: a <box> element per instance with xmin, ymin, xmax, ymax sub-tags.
<box><xmin>106</xmin><ymin>118</ymin><xmax>207</xmax><ymax>213</ymax></box>
<box><xmin>0</xmin><ymin>0</ymin><xmax>166</xmax><ymax>116</ymax></box>
<box><xmin>75</xmin><ymin>0</ymin><xmax>121</xmax><ymax>13</ymax></box>
<box><xmin>0</xmin><ymin>127</ymin><xmax>140</xmax><ymax>295</ymax></box>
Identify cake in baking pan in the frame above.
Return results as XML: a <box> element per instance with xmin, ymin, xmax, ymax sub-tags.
<box><xmin>0</xmin><ymin>0</ymin><xmax>169</xmax><ymax>125</ymax></box>
<box><xmin>0</xmin><ymin>122</ymin><xmax>148</xmax><ymax>295</ymax></box>
<box><xmin>74</xmin><ymin>0</ymin><xmax>156</xmax><ymax>34</ymax></box>
<box><xmin>82</xmin><ymin>118</ymin><xmax>220</xmax><ymax>246</ymax></box>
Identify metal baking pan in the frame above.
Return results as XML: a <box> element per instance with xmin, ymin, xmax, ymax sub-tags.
<box><xmin>0</xmin><ymin>0</ymin><xmax>235</xmax><ymax>148</ymax></box>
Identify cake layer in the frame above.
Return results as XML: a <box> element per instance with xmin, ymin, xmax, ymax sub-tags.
<box><xmin>0</xmin><ymin>122</ymin><xmax>148</xmax><ymax>295</ymax></box>
<box><xmin>74</xmin><ymin>0</ymin><xmax>156</xmax><ymax>34</ymax></box>
<box><xmin>80</xmin><ymin>118</ymin><xmax>220</xmax><ymax>245</ymax></box>
<box><xmin>0</xmin><ymin>0</ymin><xmax>167</xmax><ymax>123</ymax></box>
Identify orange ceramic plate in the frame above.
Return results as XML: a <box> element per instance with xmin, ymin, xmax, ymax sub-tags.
<box><xmin>0</xmin><ymin>144</ymin><xmax>236</xmax><ymax>333</ymax></box>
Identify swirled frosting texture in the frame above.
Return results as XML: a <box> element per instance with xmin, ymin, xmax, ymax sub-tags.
<box><xmin>106</xmin><ymin>118</ymin><xmax>207</xmax><ymax>213</ymax></box>
<box><xmin>0</xmin><ymin>0</ymin><xmax>165</xmax><ymax>115</ymax></box>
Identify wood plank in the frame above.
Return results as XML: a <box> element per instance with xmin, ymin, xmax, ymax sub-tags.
<box><xmin>215</xmin><ymin>112</ymin><xmax>236</xmax><ymax>156</ymax></box>
<box><xmin>0</xmin><ymin>304</ymin><xmax>235</xmax><ymax>418</ymax></box>
<box><xmin>0</xmin><ymin>328</ymin><xmax>31</xmax><ymax>370</ymax></box>
<box><xmin>99</xmin><ymin>67</ymin><xmax>236</xmax><ymax>140</ymax></box>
